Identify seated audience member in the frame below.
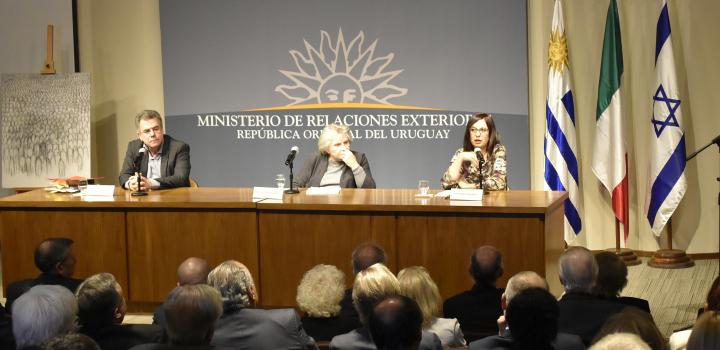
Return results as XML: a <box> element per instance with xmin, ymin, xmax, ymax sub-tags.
<box><xmin>76</xmin><ymin>273</ymin><xmax>161</xmax><ymax>350</ymax></box>
<box><xmin>0</xmin><ymin>303</ymin><xmax>13</xmax><ymax>349</ymax></box>
<box><xmin>443</xmin><ymin>246</ymin><xmax>504</xmax><ymax>336</ymax></box>
<box><xmin>398</xmin><ymin>266</ymin><xmax>466</xmax><ymax>347</ymax></box>
<box><xmin>557</xmin><ymin>247</ymin><xmax>627</xmax><ymax>345</ymax></box>
<box><xmin>338</xmin><ymin>242</ymin><xmax>387</xmax><ymax>328</ymax></box>
<box><xmin>591</xmin><ymin>307</ymin><xmax>667</xmax><ymax>350</ymax></box>
<box><xmin>6</xmin><ymin>238</ymin><xmax>83</xmax><ymax>313</ymax></box>
<box><xmin>12</xmin><ymin>285</ymin><xmax>77</xmax><ymax>349</ymax></box>
<box><xmin>153</xmin><ymin>257</ymin><xmax>211</xmax><ymax>328</ymax></box>
<box><xmin>297</xmin><ymin>264</ymin><xmax>357</xmax><ymax>341</ymax></box>
<box><xmin>669</xmin><ymin>276</ymin><xmax>720</xmax><ymax>350</ymax></box>
<box><xmin>131</xmin><ymin>284</ymin><xmax>223</xmax><ymax>350</ymax></box>
<box><xmin>593</xmin><ymin>251</ymin><xmax>651</xmax><ymax>313</ymax></box>
<box><xmin>369</xmin><ymin>296</ymin><xmax>423</xmax><ymax>350</ymax></box>
<box><xmin>469</xmin><ymin>274</ymin><xmax>584</xmax><ymax>350</ymax></box>
<box><xmin>589</xmin><ymin>333</ymin><xmax>651</xmax><ymax>350</ymax></box>
<box><xmin>686</xmin><ymin>311</ymin><xmax>720</xmax><ymax>350</ymax></box>
<box><xmin>330</xmin><ymin>263</ymin><xmax>441</xmax><ymax>350</ymax></box>
<box><xmin>41</xmin><ymin>334</ymin><xmax>100</xmax><ymax>350</ymax></box>
<box><xmin>207</xmin><ymin>260</ymin><xmax>317</xmax><ymax>349</ymax></box>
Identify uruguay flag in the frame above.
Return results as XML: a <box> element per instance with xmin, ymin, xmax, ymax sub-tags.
<box><xmin>645</xmin><ymin>0</ymin><xmax>687</xmax><ymax>235</ymax></box>
<box><xmin>544</xmin><ymin>0</ymin><xmax>583</xmax><ymax>243</ymax></box>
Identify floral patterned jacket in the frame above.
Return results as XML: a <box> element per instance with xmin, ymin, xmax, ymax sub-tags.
<box><xmin>440</xmin><ymin>144</ymin><xmax>507</xmax><ymax>191</ymax></box>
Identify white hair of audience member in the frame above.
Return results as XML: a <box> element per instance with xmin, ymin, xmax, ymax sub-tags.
<box><xmin>207</xmin><ymin>260</ymin><xmax>256</xmax><ymax>311</ymax></box>
<box><xmin>296</xmin><ymin>264</ymin><xmax>346</xmax><ymax>318</ymax></box>
<box><xmin>317</xmin><ymin>123</ymin><xmax>352</xmax><ymax>154</ymax></box>
<box><xmin>589</xmin><ymin>333</ymin><xmax>651</xmax><ymax>350</ymax></box>
<box><xmin>504</xmin><ymin>271</ymin><xmax>549</xmax><ymax>303</ymax></box>
<box><xmin>352</xmin><ymin>263</ymin><xmax>401</xmax><ymax>325</ymax></box>
<box><xmin>559</xmin><ymin>246</ymin><xmax>598</xmax><ymax>293</ymax></box>
<box><xmin>12</xmin><ymin>285</ymin><xmax>78</xmax><ymax>348</ymax></box>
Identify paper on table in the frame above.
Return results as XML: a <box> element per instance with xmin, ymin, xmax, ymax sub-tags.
<box><xmin>306</xmin><ymin>186</ymin><xmax>341</xmax><ymax>195</ymax></box>
<box><xmin>84</xmin><ymin>185</ymin><xmax>115</xmax><ymax>196</ymax></box>
<box><xmin>252</xmin><ymin>187</ymin><xmax>284</xmax><ymax>200</ymax></box>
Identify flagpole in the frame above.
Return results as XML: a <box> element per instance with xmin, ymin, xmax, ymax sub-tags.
<box><xmin>608</xmin><ymin>218</ymin><xmax>640</xmax><ymax>266</ymax></box>
<box><xmin>649</xmin><ymin>217</ymin><xmax>694</xmax><ymax>268</ymax></box>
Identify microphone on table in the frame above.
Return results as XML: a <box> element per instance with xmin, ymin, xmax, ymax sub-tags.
<box><xmin>473</xmin><ymin>147</ymin><xmax>485</xmax><ymax>188</ymax></box>
<box><xmin>131</xmin><ymin>146</ymin><xmax>148</xmax><ymax>196</ymax></box>
<box><xmin>285</xmin><ymin>146</ymin><xmax>299</xmax><ymax>166</ymax></box>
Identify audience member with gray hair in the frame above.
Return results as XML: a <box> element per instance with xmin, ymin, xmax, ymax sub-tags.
<box><xmin>297</xmin><ymin>264</ymin><xmax>357</xmax><ymax>341</ymax></box>
<box><xmin>12</xmin><ymin>285</ymin><xmax>77</xmax><ymax>349</ymax></box>
<box><xmin>557</xmin><ymin>247</ymin><xmax>627</xmax><ymax>346</ymax></box>
<box><xmin>589</xmin><ymin>333</ymin><xmax>651</xmax><ymax>350</ymax></box>
<box><xmin>76</xmin><ymin>273</ymin><xmax>161</xmax><ymax>350</ymax></box>
<box><xmin>330</xmin><ymin>263</ymin><xmax>442</xmax><ymax>350</ymax></box>
<box><xmin>207</xmin><ymin>260</ymin><xmax>317</xmax><ymax>349</ymax></box>
<box><xmin>153</xmin><ymin>257</ymin><xmax>211</xmax><ymax>328</ymax></box>
<box><xmin>443</xmin><ymin>245</ymin><xmax>504</xmax><ymax>336</ymax></box>
<box><xmin>41</xmin><ymin>333</ymin><xmax>100</xmax><ymax>350</ymax></box>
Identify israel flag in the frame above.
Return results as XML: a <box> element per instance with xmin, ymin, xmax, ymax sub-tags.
<box><xmin>645</xmin><ymin>0</ymin><xmax>687</xmax><ymax>235</ymax></box>
<box><xmin>544</xmin><ymin>0</ymin><xmax>583</xmax><ymax>243</ymax></box>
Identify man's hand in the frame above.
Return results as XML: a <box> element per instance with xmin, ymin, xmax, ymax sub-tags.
<box><xmin>129</xmin><ymin>172</ymin><xmax>150</xmax><ymax>192</ymax></box>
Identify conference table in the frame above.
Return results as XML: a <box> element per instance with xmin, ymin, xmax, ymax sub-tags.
<box><xmin>0</xmin><ymin>187</ymin><xmax>566</xmax><ymax>311</ymax></box>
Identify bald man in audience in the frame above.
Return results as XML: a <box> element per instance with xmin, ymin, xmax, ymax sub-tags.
<box><xmin>338</xmin><ymin>242</ymin><xmax>387</xmax><ymax>329</ymax></box>
<box><xmin>369</xmin><ymin>296</ymin><xmax>423</xmax><ymax>350</ymax></box>
<box><xmin>557</xmin><ymin>247</ymin><xmax>627</xmax><ymax>345</ymax></box>
<box><xmin>443</xmin><ymin>245</ymin><xmax>504</xmax><ymax>335</ymax></box>
<box><xmin>153</xmin><ymin>257</ymin><xmax>211</xmax><ymax>328</ymax></box>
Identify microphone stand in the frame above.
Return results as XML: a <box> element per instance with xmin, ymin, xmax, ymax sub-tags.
<box><xmin>285</xmin><ymin>159</ymin><xmax>299</xmax><ymax>194</ymax></box>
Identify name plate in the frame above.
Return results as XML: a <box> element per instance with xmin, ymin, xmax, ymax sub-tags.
<box><xmin>449</xmin><ymin>188</ymin><xmax>484</xmax><ymax>201</ymax></box>
<box><xmin>84</xmin><ymin>185</ymin><xmax>115</xmax><ymax>196</ymax></box>
<box><xmin>306</xmin><ymin>186</ymin><xmax>341</xmax><ymax>196</ymax></box>
<box><xmin>252</xmin><ymin>186</ymin><xmax>284</xmax><ymax>200</ymax></box>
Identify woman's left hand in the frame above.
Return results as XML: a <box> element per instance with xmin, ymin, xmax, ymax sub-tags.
<box><xmin>341</xmin><ymin>150</ymin><xmax>359</xmax><ymax>169</ymax></box>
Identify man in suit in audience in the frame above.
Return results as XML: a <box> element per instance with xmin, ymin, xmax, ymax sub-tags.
<box><xmin>130</xmin><ymin>284</ymin><xmax>223</xmax><ymax>350</ymax></box>
<box><xmin>368</xmin><ymin>296</ymin><xmax>423</xmax><ymax>350</ymax></box>
<box><xmin>119</xmin><ymin>110</ymin><xmax>190</xmax><ymax>191</ymax></box>
<box><xmin>12</xmin><ymin>285</ymin><xmax>77</xmax><ymax>349</ymax></box>
<box><xmin>557</xmin><ymin>247</ymin><xmax>627</xmax><ymax>345</ymax></box>
<box><xmin>469</xmin><ymin>271</ymin><xmax>584</xmax><ymax>349</ymax></box>
<box><xmin>6</xmin><ymin>237</ymin><xmax>83</xmax><ymax>313</ymax></box>
<box><xmin>330</xmin><ymin>263</ymin><xmax>442</xmax><ymax>350</ymax></box>
<box><xmin>443</xmin><ymin>245</ymin><xmax>504</xmax><ymax>336</ymax></box>
<box><xmin>593</xmin><ymin>251</ymin><xmax>651</xmax><ymax>313</ymax></box>
<box><xmin>338</xmin><ymin>242</ymin><xmax>387</xmax><ymax>329</ymax></box>
<box><xmin>208</xmin><ymin>260</ymin><xmax>318</xmax><ymax>349</ymax></box>
<box><xmin>77</xmin><ymin>273</ymin><xmax>162</xmax><ymax>350</ymax></box>
<box><xmin>153</xmin><ymin>257</ymin><xmax>211</xmax><ymax>328</ymax></box>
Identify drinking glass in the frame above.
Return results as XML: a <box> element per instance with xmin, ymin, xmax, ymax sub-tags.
<box><xmin>275</xmin><ymin>174</ymin><xmax>286</xmax><ymax>189</ymax></box>
<box><xmin>418</xmin><ymin>180</ymin><xmax>430</xmax><ymax>196</ymax></box>
<box><xmin>78</xmin><ymin>179</ymin><xmax>88</xmax><ymax>194</ymax></box>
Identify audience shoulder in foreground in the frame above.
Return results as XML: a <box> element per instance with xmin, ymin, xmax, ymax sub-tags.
<box><xmin>330</xmin><ymin>263</ymin><xmax>442</xmax><ymax>350</ymax></box>
<box><xmin>593</xmin><ymin>252</ymin><xmax>651</xmax><ymax>313</ymax></box>
<box><xmin>443</xmin><ymin>245</ymin><xmax>504</xmax><ymax>337</ymax></box>
<box><xmin>12</xmin><ymin>285</ymin><xmax>77</xmax><ymax>349</ymax></box>
<box><xmin>297</xmin><ymin>264</ymin><xmax>358</xmax><ymax>341</ymax></box>
<box><xmin>557</xmin><ymin>247</ymin><xmax>627</xmax><ymax>345</ymax></box>
<box><xmin>6</xmin><ymin>237</ymin><xmax>83</xmax><ymax>313</ymax></box>
<box><xmin>208</xmin><ymin>260</ymin><xmax>318</xmax><ymax>350</ymax></box>
<box><xmin>153</xmin><ymin>257</ymin><xmax>211</xmax><ymax>328</ymax></box>
<box><xmin>131</xmin><ymin>284</ymin><xmax>223</xmax><ymax>350</ymax></box>
<box><xmin>76</xmin><ymin>273</ymin><xmax>161</xmax><ymax>350</ymax></box>
<box><xmin>469</xmin><ymin>272</ymin><xmax>584</xmax><ymax>350</ymax></box>
<box><xmin>589</xmin><ymin>333</ymin><xmax>651</xmax><ymax>350</ymax></box>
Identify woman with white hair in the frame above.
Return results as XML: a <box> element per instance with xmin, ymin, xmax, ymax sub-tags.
<box><xmin>295</xmin><ymin>124</ymin><xmax>376</xmax><ymax>188</ymax></box>
<box><xmin>296</xmin><ymin>264</ymin><xmax>357</xmax><ymax>341</ymax></box>
<box><xmin>398</xmin><ymin>266</ymin><xmax>466</xmax><ymax>347</ymax></box>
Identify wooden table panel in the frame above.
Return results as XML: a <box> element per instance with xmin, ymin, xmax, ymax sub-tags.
<box><xmin>127</xmin><ymin>210</ymin><xmax>258</xmax><ymax>302</ymax></box>
<box><xmin>258</xmin><ymin>212</ymin><xmax>396</xmax><ymax>306</ymax></box>
<box><xmin>0</xmin><ymin>210</ymin><xmax>128</xmax><ymax>294</ymax></box>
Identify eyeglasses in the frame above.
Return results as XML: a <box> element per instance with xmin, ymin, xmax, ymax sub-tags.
<box><xmin>470</xmin><ymin>127</ymin><xmax>489</xmax><ymax>134</ymax></box>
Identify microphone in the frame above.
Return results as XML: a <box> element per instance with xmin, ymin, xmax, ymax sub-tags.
<box><xmin>473</xmin><ymin>147</ymin><xmax>485</xmax><ymax>186</ymax></box>
<box><xmin>285</xmin><ymin>146</ymin><xmax>299</xmax><ymax>166</ymax></box>
<box><xmin>134</xmin><ymin>146</ymin><xmax>146</xmax><ymax>172</ymax></box>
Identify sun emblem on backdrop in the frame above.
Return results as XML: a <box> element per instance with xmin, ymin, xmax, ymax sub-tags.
<box><xmin>275</xmin><ymin>29</ymin><xmax>408</xmax><ymax>105</ymax></box>
<box><xmin>548</xmin><ymin>29</ymin><xmax>569</xmax><ymax>72</ymax></box>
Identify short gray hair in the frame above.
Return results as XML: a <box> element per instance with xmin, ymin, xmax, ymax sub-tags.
<box><xmin>559</xmin><ymin>246</ymin><xmax>598</xmax><ymax>293</ymax></box>
<box><xmin>504</xmin><ymin>271</ymin><xmax>548</xmax><ymax>304</ymax></box>
<box><xmin>164</xmin><ymin>284</ymin><xmax>223</xmax><ymax>345</ymax></box>
<box><xmin>317</xmin><ymin>123</ymin><xmax>352</xmax><ymax>155</ymax></box>
<box><xmin>208</xmin><ymin>260</ymin><xmax>255</xmax><ymax>311</ymax></box>
<box><xmin>134</xmin><ymin>110</ymin><xmax>164</xmax><ymax>130</ymax></box>
<box><xmin>297</xmin><ymin>264</ymin><xmax>346</xmax><ymax>318</ymax></box>
<box><xmin>589</xmin><ymin>333</ymin><xmax>651</xmax><ymax>350</ymax></box>
<box><xmin>12</xmin><ymin>285</ymin><xmax>78</xmax><ymax>348</ymax></box>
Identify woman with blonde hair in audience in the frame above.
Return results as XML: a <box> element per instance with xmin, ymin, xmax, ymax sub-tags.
<box><xmin>398</xmin><ymin>266</ymin><xmax>466</xmax><ymax>347</ymax></box>
<box><xmin>296</xmin><ymin>264</ymin><xmax>357</xmax><ymax>341</ymax></box>
<box><xmin>686</xmin><ymin>311</ymin><xmax>720</xmax><ymax>350</ymax></box>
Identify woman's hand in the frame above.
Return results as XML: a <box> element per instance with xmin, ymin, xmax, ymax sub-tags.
<box><xmin>457</xmin><ymin>179</ymin><xmax>478</xmax><ymax>189</ymax></box>
<box><xmin>340</xmin><ymin>150</ymin><xmax>360</xmax><ymax>170</ymax></box>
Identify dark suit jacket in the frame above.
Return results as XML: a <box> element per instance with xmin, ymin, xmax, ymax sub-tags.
<box><xmin>211</xmin><ymin>308</ymin><xmax>317</xmax><ymax>350</ymax></box>
<box><xmin>153</xmin><ymin>304</ymin><xmax>167</xmax><ymax>329</ymax></box>
<box><xmin>130</xmin><ymin>344</ymin><xmax>214</xmax><ymax>350</ymax></box>
<box><xmin>0</xmin><ymin>305</ymin><xmax>14</xmax><ymax>350</ymax></box>
<box><xmin>329</xmin><ymin>327</ymin><xmax>442</xmax><ymax>350</ymax></box>
<box><xmin>301</xmin><ymin>315</ymin><xmax>359</xmax><ymax>342</ymax></box>
<box><xmin>557</xmin><ymin>292</ymin><xmax>628</xmax><ymax>345</ymax></box>
<box><xmin>81</xmin><ymin>324</ymin><xmax>163</xmax><ymax>350</ymax></box>
<box><xmin>119</xmin><ymin>135</ymin><xmax>191</xmax><ymax>189</ymax></box>
<box><xmin>468</xmin><ymin>332</ymin><xmax>586</xmax><ymax>350</ymax></box>
<box><xmin>443</xmin><ymin>283</ymin><xmax>504</xmax><ymax>334</ymax></box>
<box><xmin>617</xmin><ymin>296</ymin><xmax>651</xmax><ymax>314</ymax></box>
<box><xmin>294</xmin><ymin>151</ymin><xmax>376</xmax><ymax>188</ymax></box>
<box><xmin>337</xmin><ymin>289</ymin><xmax>361</xmax><ymax>329</ymax></box>
<box><xmin>6</xmin><ymin>273</ymin><xmax>83</xmax><ymax>313</ymax></box>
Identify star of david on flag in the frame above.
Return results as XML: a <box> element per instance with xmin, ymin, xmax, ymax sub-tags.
<box><xmin>645</xmin><ymin>0</ymin><xmax>687</xmax><ymax>236</ymax></box>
